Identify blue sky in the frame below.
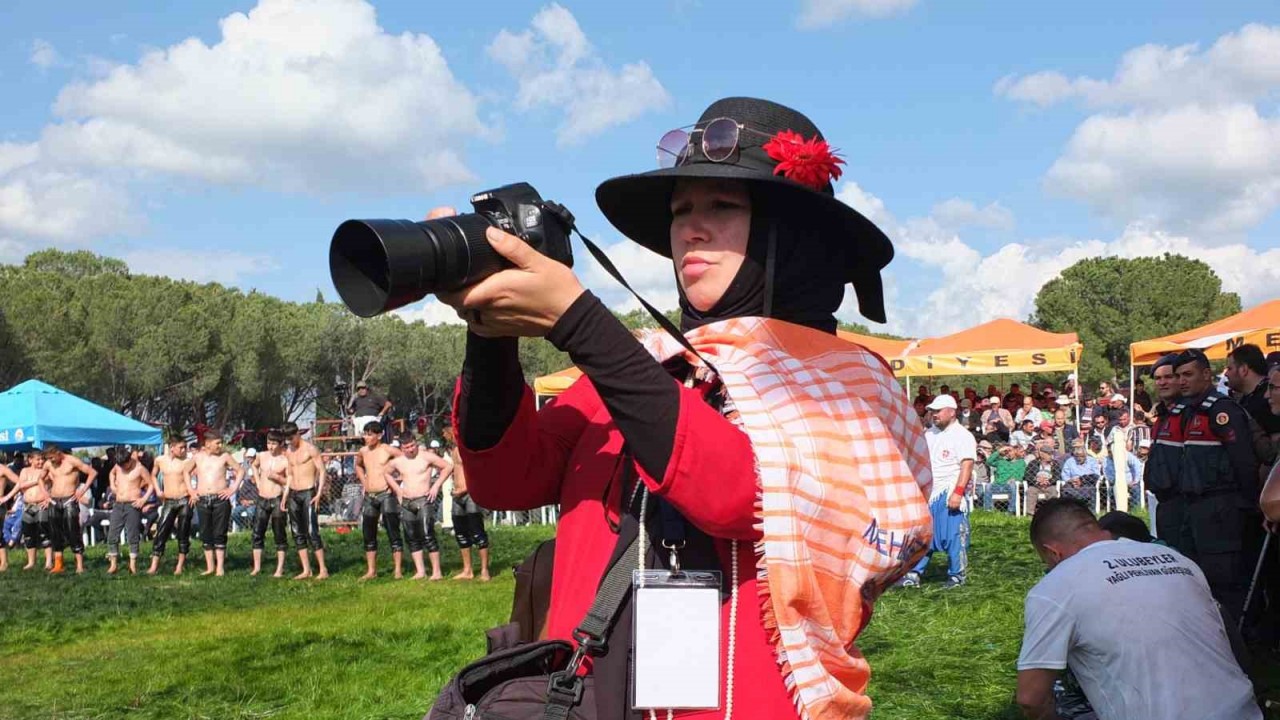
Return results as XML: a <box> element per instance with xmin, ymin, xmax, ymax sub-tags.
<box><xmin>2</xmin><ymin>0</ymin><xmax>1278</xmax><ymax>336</ymax></box>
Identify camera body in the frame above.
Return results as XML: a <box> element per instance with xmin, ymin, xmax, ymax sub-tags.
<box><xmin>469</xmin><ymin>182</ymin><xmax>574</xmax><ymax>269</ymax></box>
<box><xmin>329</xmin><ymin>181</ymin><xmax>575</xmax><ymax>318</ymax></box>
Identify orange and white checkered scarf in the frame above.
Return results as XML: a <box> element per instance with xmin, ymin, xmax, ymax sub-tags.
<box><xmin>643</xmin><ymin>317</ymin><xmax>934</xmax><ymax>720</ymax></box>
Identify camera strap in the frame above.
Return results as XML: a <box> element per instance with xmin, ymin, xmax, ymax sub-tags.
<box><xmin>570</xmin><ymin>227</ymin><xmax>722</xmax><ymax>376</ymax></box>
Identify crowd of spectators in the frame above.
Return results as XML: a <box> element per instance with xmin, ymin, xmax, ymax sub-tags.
<box><xmin>911</xmin><ymin>376</ymin><xmax>1153</xmax><ymax>515</ymax></box>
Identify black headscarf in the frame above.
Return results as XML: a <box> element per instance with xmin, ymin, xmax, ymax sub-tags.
<box><xmin>677</xmin><ymin>187</ymin><xmax>846</xmax><ymax>334</ymax></box>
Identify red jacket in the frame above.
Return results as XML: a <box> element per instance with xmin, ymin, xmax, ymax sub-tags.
<box><xmin>456</xmin><ymin>376</ymin><xmax>798</xmax><ymax>719</ymax></box>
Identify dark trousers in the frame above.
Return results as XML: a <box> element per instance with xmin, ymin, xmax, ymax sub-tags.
<box><xmin>400</xmin><ymin>496</ymin><xmax>439</xmax><ymax>553</ymax></box>
<box><xmin>1156</xmin><ymin>493</ymin><xmax>1257</xmax><ymax>619</ymax></box>
<box><xmin>48</xmin><ymin>497</ymin><xmax>84</xmax><ymax>555</ymax></box>
<box><xmin>361</xmin><ymin>491</ymin><xmax>402</xmax><ymax>552</ymax></box>
<box><xmin>106</xmin><ymin>503</ymin><xmax>142</xmax><ymax>557</ymax></box>
<box><xmin>21</xmin><ymin>504</ymin><xmax>46</xmax><ymax>549</ymax></box>
<box><xmin>152</xmin><ymin>498</ymin><xmax>193</xmax><ymax>557</ymax></box>
<box><xmin>252</xmin><ymin>497</ymin><xmax>288</xmax><ymax>552</ymax></box>
<box><xmin>197</xmin><ymin>496</ymin><xmax>231</xmax><ymax>551</ymax></box>
<box><xmin>288</xmin><ymin>490</ymin><xmax>324</xmax><ymax>550</ymax></box>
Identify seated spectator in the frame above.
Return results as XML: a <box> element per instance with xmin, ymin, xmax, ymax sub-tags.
<box><xmin>985</xmin><ymin>442</ymin><xmax>1024</xmax><ymax>513</ymax></box>
<box><xmin>1015</xmin><ymin>396</ymin><xmax>1043</xmax><ymax>427</ymax></box>
<box><xmin>1132</xmin><ymin>378</ymin><xmax>1153</xmax><ymax>415</ymax></box>
<box><xmin>1060</xmin><ymin>440</ymin><xmax>1100</xmax><ymax>505</ymax></box>
<box><xmin>1011</xmin><ymin>419</ymin><xmax>1037</xmax><ymax>448</ymax></box>
<box><xmin>915</xmin><ymin>384</ymin><xmax>933</xmax><ymax>406</ymax></box>
<box><xmin>1035</xmin><ymin>421</ymin><xmax>1059</xmax><ymax>455</ymax></box>
<box><xmin>1086</xmin><ymin>436</ymin><xmax>1106</xmax><ymax>465</ymax></box>
<box><xmin>1016</xmin><ymin>499</ymin><xmax>1261</xmax><ymax>720</ymax></box>
<box><xmin>1052</xmin><ymin>409</ymin><xmax>1078</xmax><ymax>452</ymax></box>
<box><xmin>982</xmin><ymin>397</ymin><xmax>1014</xmax><ymax>441</ymax></box>
<box><xmin>958</xmin><ymin>398</ymin><xmax>980</xmax><ymax>433</ymax></box>
<box><xmin>1006</xmin><ymin>383</ymin><xmax>1026</xmax><ymax>412</ymax></box>
<box><xmin>1023</xmin><ymin>443</ymin><xmax>1062</xmax><ymax>515</ymax></box>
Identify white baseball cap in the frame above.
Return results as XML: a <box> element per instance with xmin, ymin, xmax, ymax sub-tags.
<box><xmin>926</xmin><ymin>395</ymin><xmax>957</xmax><ymax>411</ymax></box>
<box><xmin>1055</xmin><ymin>396</ymin><xmax>1072</xmax><ymax>405</ymax></box>
<box><xmin>245</xmin><ymin>448</ymin><xmax>258</xmax><ymax>457</ymax></box>
<box><xmin>429</xmin><ymin>440</ymin><xmax>442</xmax><ymax>449</ymax></box>
<box><xmin>989</xmin><ymin>396</ymin><xmax>1001</xmax><ymax>405</ymax></box>
<box><xmin>1110</xmin><ymin>393</ymin><xmax>1127</xmax><ymax>403</ymax></box>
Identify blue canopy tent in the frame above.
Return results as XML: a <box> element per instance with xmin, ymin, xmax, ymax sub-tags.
<box><xmin>0</xmin><ymin>379</ymin><xmax>162</xmax><ymax>451</ymax></box>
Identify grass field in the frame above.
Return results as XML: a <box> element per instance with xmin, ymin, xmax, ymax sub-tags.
<box><xmin>0</xmin><ymin>511</ymin><xmax>1273</xmax><ymax>719</ymax></box>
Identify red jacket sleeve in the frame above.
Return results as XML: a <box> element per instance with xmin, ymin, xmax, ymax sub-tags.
<box><xmin>452</xmin><ymin>377</ymin><xmax>601</xmax><ymax>511</ymax></box>
<box><xmin>637</xmin><ymin>385</ymin><xmax>761</xmax><ymax>541</ymax></box>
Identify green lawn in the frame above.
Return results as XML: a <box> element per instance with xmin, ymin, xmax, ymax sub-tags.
<box><xmin>0</xmin><ymin>512</ymin><xmax>1273</xmax><ymax>719</ymax></box>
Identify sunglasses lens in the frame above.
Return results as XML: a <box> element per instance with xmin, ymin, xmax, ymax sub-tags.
<box><xmin>657</xmin><ymin>129</ymin><xmax>689</xmax><ymax>169</ymax></box>
<box><xmin>702</xmin><ymin>118</ymin><xmax>739</xmax><ymax>162</ymax></box>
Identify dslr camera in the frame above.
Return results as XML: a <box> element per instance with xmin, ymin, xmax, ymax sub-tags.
<box><xmin>329</xmin><ymin>182</ymin><xmax>574</xmax><ymax>318</ymax></box>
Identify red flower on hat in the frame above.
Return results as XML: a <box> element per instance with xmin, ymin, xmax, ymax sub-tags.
<box><xmin>762</xmin><ymin>130</ymin><xmax>845</xmax><ymax>190</ymax></box>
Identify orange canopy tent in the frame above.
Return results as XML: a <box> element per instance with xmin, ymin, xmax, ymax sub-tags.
<box><xmin>899</xmin><ymin>318</ymin><xmax>1082</xmax><ymax>378</ymax></box>
<box><xmin>1129</xmin><ymin>299</ymin><xmax>1280</xmax><ymax>366</ymax></box>
<box><xmin>532</xmin><ymin>365</ymin><xmax>583</xmax><ymax>403</ymax></box>
<box><xmin>836</xmin><ymin>329</ymin><xmax>914</xmax><ymax>374</ymax></box>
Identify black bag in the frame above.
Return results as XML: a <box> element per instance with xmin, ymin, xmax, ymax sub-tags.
<box><xmin>426</xmin><ymin>535</ymin><xmax>637</xmax><ymax>720</ymax></box>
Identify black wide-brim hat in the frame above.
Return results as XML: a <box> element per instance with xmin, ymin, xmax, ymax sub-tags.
<box><xmin>595</xmin><ymin>97</ymin><xmax>894</xmax><ymax>323</ymax></box>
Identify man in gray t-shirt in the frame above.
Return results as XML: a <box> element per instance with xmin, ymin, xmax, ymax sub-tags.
<box><xmin>348</xmin><ymin>381</ymin><xmax>391</xmax><ymax>436</ymax></box>
<box><xmin>1015</xmin><ymin>498</ymin><xmax>1259</xmax><ymax>720</ymax></box>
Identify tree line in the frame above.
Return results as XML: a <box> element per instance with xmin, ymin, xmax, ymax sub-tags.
<box><xmin>0</xmin><ymin>250</ymin><xmax>573</xmax><ymax>434</ymax></box>
<box><xmin>0</xmin><ymin>250</ymin><xmax>1243</xmax><ymax>432</ymax></box>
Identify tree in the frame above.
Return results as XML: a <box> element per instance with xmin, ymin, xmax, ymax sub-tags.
<box><xmin>1030</xmin><ymin>254</ymin><xmax>1241</xmax><ymax>384</ymax></box>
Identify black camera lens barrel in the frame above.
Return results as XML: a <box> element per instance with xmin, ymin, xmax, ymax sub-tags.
<box><xmin>329</xmin><ymin>213</ymin><xmax>501</xmax><ymax>318</ymax></box>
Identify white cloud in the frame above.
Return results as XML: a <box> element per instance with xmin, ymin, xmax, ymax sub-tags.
<box><xmin>837</xmin><ymin>182</ymin><xmax>1280</xmax><ymax>337</ymax></box>
<box><xmin>29</xmin><ymin>39</ymin><xmax>60</xmax><ymax>69</ymax></box>
<box><xmin>488</xmin><ymin>4</ymin><xmax>670</xmax><ymax>144</ymax></box>
<box><xmin>995</xmin><ymin>24</ymin><xmax>1280</xmax><ymax>109</ymax></box>
<box><xmin>796</xmin><ymin>0</ymin><xmax>917</xmax><ymax>28</ymax></box>
<box><xmin>0</xmin><ymin>166</ymin><xmax>139</xmax><ymax>242</ymax></box>
<box><xmin>121</xmin><ymin>248</ymin><xmax>278</xmax><ymax>286</ymax></box>
<box><xmin>576</xmin><ymin>236</ymin><xmax>679</xmax><ymax>314</ymax></box>
<box><xmin>929</xmin><ymin>198</ymin><xmax>1015</xmax><ymax>231</ymax></box>
<box><xmin>392</xmin><ymin>298</ymin><xmax>466</xmax><ymax>327</ymax></box>
<box><xmin>40</xmin><ymin>0</ymin><xmax>483</xmax><ymax>193</ymax></box>
<box><xmin>1045</xmin><ymin>104</ymin><xmax>1280</xmax><ymax>236</ymax></box>
<box><xmin>996</xmin><ymin>24</ymin><xmax>1280</xmax><ymax>238</ymax></box>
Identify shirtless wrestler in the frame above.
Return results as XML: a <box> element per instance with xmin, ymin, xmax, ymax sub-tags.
<box><xmin>193</xmin><ymin>435</ymin><xmax>244</xmax><ymax>576</ymax></box>
<box><xmin>0</xmin><ymin>452</ymin><xmax>51</xmax><ymax>571</ymax></box>
<box><xmin>355</xmin><ymin>421</ymin><xmax>404</xmax><ymax>580</ymax></box>
<box><xmin>43</xmin><ymin>446</ymin><xmax>95</xmax><ymax>574</ymax></box>
<box><xmin>282</xmin><ymin>421</ymin><xmax>329</xmax><ymax>580</ymax></box>
<box><xmin>385</xmin><ymin>433</ymin><xmax>453</xmax><ymax>580</ymax></box>
<box><xmin>149</xmin><ymin>436</ymin><xmax>199</xmax><ymax>575</ymax></box>
<box><xmin>250</xmin><ymin>430</ymin><xmax>292</xmax><ymax>577</ymax></box>
<box><xmin>105</xmin><ymin>447</ymin><xmax>156</xmax><ymax>575</ymax></box>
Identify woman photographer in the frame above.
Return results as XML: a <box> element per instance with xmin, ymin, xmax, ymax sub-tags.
<box><xmin>437</xmin><ymin>97</ymin><xmax>933</xmax><ymax>719</ymax></box>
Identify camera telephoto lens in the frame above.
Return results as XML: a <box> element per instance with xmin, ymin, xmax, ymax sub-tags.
<box><xmin>329</xmin><ymin>214</ymin><xmax>501</xmax><ymax>318</ymax></box>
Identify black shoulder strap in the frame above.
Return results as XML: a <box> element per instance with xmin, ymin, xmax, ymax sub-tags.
<box><xmin>544</xmin><ymin>532</ymin><xmax>639</xmax><ymax>719</ymax></box>
<box><xmin>571</xmin><ymin>226</ymin><xmax>721</xmax><ymax>377</ymax></box>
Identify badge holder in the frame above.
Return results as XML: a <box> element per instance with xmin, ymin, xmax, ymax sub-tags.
<box><xmin>630</xmin><ymin>540</ymin><xmax>722</xmax><ymax>711</ymax></box>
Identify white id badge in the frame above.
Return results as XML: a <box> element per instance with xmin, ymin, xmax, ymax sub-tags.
<box><xmin>631</xmin><ymin>570</ymin><xmax>722</xmax><ymax>710</ymax></box>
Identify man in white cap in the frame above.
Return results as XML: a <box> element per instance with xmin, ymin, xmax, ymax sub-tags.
<box><xmin>982</xmin><ymin>395</ymin><xmax>1014</xmax><ymax>440</ymax></box>
<box><xmin>898</xmin><ymin>394</ymin><xmax>977</xmax><ymax>589</ymax></box>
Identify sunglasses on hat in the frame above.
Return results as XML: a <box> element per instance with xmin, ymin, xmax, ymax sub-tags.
<box><xmin>657</xmin><ymin>118</ymin><xmax>774</xmax><ymax>169</ymax></box>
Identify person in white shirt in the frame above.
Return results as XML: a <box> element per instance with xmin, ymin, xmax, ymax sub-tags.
<box><xmin>1016</xmin><ymin>498</ymin><xmax>1261</xmax><ymax>720</ymax></box>
<box><xmin>897</xmin><ymin>394</ymin><xmax>976</xmax><ymax>589</ymax></box>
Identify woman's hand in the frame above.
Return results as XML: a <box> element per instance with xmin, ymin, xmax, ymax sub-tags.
<box><xmin>428</xmin><ymin>207</ymin><xmax>586</xmax><ymax>338</ymax></box>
